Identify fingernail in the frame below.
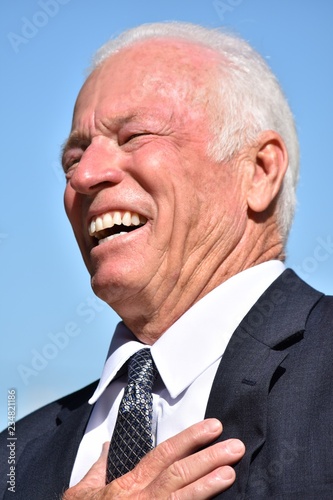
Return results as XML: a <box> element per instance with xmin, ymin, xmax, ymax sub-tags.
<box><xmin>228</xmin><ymin>439</ymin><xmax>245</xmax><ymax>453</ymax></box>
<box><xmin>206</xmin><ymin>418</ymin><xmax>222</xmax><ymax>432</ymax></box>
<box><xmin>101</xmin><ymin>442</ymin><xmax>110</xmax><ymax>455</ymax></box>
<box><xmin>219</xmin><ymin>466</ymin><xmax>234</xmax><ymax>480</ymax></box>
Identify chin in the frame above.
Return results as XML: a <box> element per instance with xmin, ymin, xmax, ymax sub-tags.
<box><xmin>90</xmin><ymin>266</ymin><xmax>144</xmax><ymax>308</ymax></box>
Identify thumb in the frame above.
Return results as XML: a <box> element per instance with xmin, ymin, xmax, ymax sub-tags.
<box><xmin>62</xmin><ymin>443</ymin><xmax>110</xmax><ymax>499</ymax></box>
<box><xmin>78</xmin><ymin>441</ymin><xmax>110</xmax><ymax>489</ymax></box>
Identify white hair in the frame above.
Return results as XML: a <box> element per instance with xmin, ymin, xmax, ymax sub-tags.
<box><xmin>90</xmin><ymin>22</ymin><xmax>299</xmax><ymax>242</ymax></box>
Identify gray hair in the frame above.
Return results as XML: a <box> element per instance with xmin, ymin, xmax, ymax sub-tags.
<box><xmin>90</xmin><ymin>22</ymin><xmax>299</xmax><ymax>242</ymax></box>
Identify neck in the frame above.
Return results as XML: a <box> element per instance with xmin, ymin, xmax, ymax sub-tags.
<box><xmin>106</xmin><ymin>220</ymin><xmax>284</xmax><ymax>344</ymax></box>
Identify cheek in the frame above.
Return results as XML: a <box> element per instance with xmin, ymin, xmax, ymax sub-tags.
<box><xmin>63</xmin><ymin>184</ymin><xmax>73</xmax><ymax>217</ymax></box>
<box><xmin>190</xmin><ymin>167</ymin><xmax>246</xmax><ymax>232</ymax></box>
<box><xmin>63</xmin><ymin>187</ymin><xmax>83</xmax><ymax>238</ymax></box>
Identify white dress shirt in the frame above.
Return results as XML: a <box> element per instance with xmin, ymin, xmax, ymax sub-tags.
<box><xmin>70</xmin><ymin>260</ymin><xmax>285</xmax><ymax>486</ymax></box>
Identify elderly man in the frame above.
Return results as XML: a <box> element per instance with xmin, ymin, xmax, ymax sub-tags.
<box><xmin>1</xmin><ymin>22</ymin><xmax>333</xmax><ymax>499</ymax></box>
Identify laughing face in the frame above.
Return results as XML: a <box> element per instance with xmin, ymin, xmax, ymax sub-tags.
<box><xmin>62</xmin><ymin>39</ymin><xmax>251</xmax><ymax>340</ymax></box>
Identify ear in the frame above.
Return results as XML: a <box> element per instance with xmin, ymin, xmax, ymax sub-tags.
<box><xmin>247</xmin><ymin>130</ymin><xmax>289</xmax><ymax>213</ymax></box>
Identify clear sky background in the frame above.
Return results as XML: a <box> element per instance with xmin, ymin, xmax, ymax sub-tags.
<box><xmin>1</xmin><ymin>0</ymin><xmax>333</xmax><ymax>428</ymax></box>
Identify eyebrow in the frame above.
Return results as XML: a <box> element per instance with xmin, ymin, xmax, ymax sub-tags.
<box><xmin>60</xmin><ymin>110</ymin><xmax>163</xmax><ymax>168</ymax></box>
<box><xmin>61</xmin><ymin>131</ymin><xmax>89</xmax><ymax>163</ymax></box>
<box><xmin>61</xmin><ymin>113</ymin><xmax>142</xmax><ymax>159</ymax></box>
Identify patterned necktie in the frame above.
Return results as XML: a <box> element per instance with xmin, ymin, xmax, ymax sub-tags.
<box><xmin>106</xmin><ymin>348</ymin><xmax>158</xmax><ymax>483</ymax></box>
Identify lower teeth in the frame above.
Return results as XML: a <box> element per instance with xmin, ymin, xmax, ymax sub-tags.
<box><xmin>98</xmin><ymin>232</ymin><xmax>127</xmax><ymax>245</ymax></box>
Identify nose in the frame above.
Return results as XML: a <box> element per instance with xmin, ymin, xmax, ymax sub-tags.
<box><xmin>68</xmin><ymin>142</ymin><xmax>125</xmax><ymax>195</ymax></box>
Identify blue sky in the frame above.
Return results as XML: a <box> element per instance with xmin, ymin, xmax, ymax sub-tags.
<box><xmin>1</xmin><ymin>0</ymin><xmax>333</xmax><ymax>427</ymax></box>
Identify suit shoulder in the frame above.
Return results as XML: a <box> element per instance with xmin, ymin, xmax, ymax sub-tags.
<box><xmin>306</xmin><ymin>293</ymin><xmax>333</xmax><ymax>330</ymax></box>
<box><xmin>0</xmin><ymin>380</ymin><xmax>98</xmax><ymax>444</ymax></box>
<box><xmin>0</xmin><ymin>382</ymin><xmax>98</xmax><ymax>498</ymax></box>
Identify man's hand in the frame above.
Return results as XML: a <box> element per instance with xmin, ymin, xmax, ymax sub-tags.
<box><xmin>63</xmin><ymin>419</ymin><xmax>245</xmax><ymax>499</ymax></box>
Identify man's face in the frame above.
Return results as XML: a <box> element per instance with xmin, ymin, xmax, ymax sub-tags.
<box><xmin>63</xmin><ymin>40</ymin><xmax>249</xmax><ymax>332</ymax></box>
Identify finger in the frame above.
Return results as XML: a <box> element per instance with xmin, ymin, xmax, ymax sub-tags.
<box><xmin>116</xmin><ymin>419</ymin><xmax>224</xmax><ymax>489</ymax></box>
<box><xmin>145</xmin><ymin>438</ymin><xmax>245</xmax><ymax>497</ymax></box>
<box><xmin>175</xmin><ymin>465</ymin><xmax>236</xmax><ymax>500</ymax></box>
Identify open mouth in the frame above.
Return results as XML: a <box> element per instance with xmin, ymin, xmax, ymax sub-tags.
<box><xmin>89</xmin><ymin>210</ymin><xmax>148</xmax><ymax>245</ymax></box>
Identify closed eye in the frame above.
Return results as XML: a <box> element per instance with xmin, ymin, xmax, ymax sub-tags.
<box><xmin>61</xmin><ymin>137</ymin><xmax>89</xmax><ymax>173</ymax></box>
<box><xmin>62</xmin><ymin>153</ymin><xmax>83</xmax><ymax>175</ymax></box>
<box><xmin>129</xmin><ymin>133</ymin><xmax>149</xmax><ymax>140</ymax></box>
<box><xmin>120</xmin><ymin>132</ymin><xmax>153</xmax><ymax>146</ymax></box>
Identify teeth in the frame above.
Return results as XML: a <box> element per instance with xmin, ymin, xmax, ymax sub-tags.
<box><xmin>103</xmin><ymin>212</ymin><xmax>113</xmax><ymax>228</ymax></box>
<box><xmin>95</xmin><ymin>217</ymin><xmax>103</xmax><ymax>232</ymax></box>
<box><xmin>113</xmin><ymin>211</ymin><xmax>122</xmax><ymax>225</ymax></box>
<box><xmin>98</xmin><ymin>232</ymin><xmax>127</xmax><ymax>245</ymax></box>
<box><xmin>131</xmin><ymin>213</ymin><xmax>140</xmax><ymax>225</ymax></box>
<box><xmin>90</xmin><ymin>220</ymin><xmax>96</xmax><ymax>235</ymax></box>
<box><xmin>89</xmin><ymin>211</ymin><xmax>147</xmax><ymax>238</ymax></box>
<box><xmin>122</xmin><ymin>211</ymin><xmax>132</xmax><ymax>226</ymax></box>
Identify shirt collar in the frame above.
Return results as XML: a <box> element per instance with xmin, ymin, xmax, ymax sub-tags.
<box><xmin>152</xmin><ymin>260</ymin><xmax>285</xmax><ymax>398</ymax></box>
<box><xmin>90</xmin><ymin>261</ymin><xmax>285</xmax><ymax>404</ymax></box>
<box><xmin>89</xmin><ymin>323</ymin><xmax>146</xmax><ymax>404</ymax></box>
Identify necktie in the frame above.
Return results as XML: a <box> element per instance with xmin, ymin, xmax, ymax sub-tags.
<box><xmin>106</xmin><ymin>348</ymin><xmax>158</xmax><ymax>483</ymax></box>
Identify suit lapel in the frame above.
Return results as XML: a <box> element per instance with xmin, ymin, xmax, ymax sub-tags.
<box><xmin>205</xmin><ymin>269</ymin><xmax>323</xmax><ymax>498</ymax></box>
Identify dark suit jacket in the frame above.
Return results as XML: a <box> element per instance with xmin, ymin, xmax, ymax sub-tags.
<box><xmin>1</xmin><ymin>270</ymin><xmax>333</xmax><ymax>499</ymax></box>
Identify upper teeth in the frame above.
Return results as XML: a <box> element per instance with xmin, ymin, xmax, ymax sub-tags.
<box><xmin>89</xmin><ymin>211</ymin><xmax>147</xmax><ymax>238</ymax></box>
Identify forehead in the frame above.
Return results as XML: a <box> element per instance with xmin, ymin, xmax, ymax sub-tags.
<box><xmin>73</xmin><ymin>38</ymin><xmax>222</xmax><ymax>121</ymax></box>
